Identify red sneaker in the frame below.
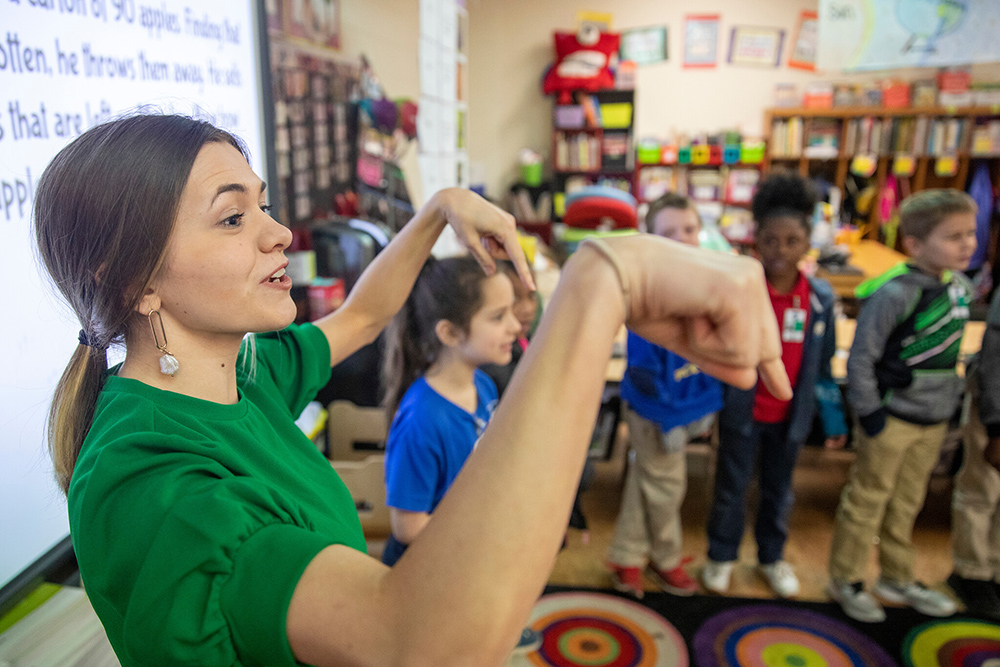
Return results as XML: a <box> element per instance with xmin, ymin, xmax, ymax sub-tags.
<box><xmin>648</xmin><ymin>563</ymin><xmax>698</xmax><ymax>596</ymax></box>
<box><xmin>607</xmin><ymin>562</ymin><xmax>645</xmax><ymax>599</ymax></box>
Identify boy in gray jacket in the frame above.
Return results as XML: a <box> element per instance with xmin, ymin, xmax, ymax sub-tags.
<box><xmin>949</xmin><ymin>287</ymin><xmax>1000</xmax><ymax>620</ymax></box>
<box><xmin>828</xmin><ymin>189</ymin><xmax>978</xmax><ymax>623</ymax></box>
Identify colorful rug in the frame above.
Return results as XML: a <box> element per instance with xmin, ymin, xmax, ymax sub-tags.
<box><xmin>525</xmin><ymin>587</ymin><xmax>1000</xmax><ymax>667</ymax></box>
<box><xmin>902</xmin><ymin>619</ymin><xmax>1000</xmax><ymax>667</ymax></box>
<box><xmin>693</xmin><ymin>604</ymin><xmax>896</xmax><ymax>667</ymax></box>
<box><xmin>524</xmin><ymin>591</ymin><xmax>689</xmax><ymax>666</ymax></box>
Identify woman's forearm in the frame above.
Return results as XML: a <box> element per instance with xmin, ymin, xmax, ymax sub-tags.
<box><xmin>315</xmin><ymin>192</ymin><xmax>448</xmax><ymax>347</ymax></box>
<box><xmin>383</xmin><ymin>245</ymin><xmax>625</xmax><ymax>663</ymax></box>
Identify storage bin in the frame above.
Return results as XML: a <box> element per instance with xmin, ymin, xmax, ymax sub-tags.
<box><xmin>723</xmin><ymin>144</ymin><xmax>742</xmax><ymax>164</ymax></box>
<box><xmin>600</xmin><ymin>102</ymin><xmax>633</xmax><ymax>129</ymax></box>
<box><xmin>637</xmin><ymin>143</ymin><xmax>661</xmax><ymax>164</ymax></box>
<box><xmin>740</xmin><ymin>142</ymin><xmax>765</xmax><ymax>164</ymax></box>
<box><xmin>554</xmin><ymin>105</ymin><xmax>585</xmax><ymax>129</ymax></box>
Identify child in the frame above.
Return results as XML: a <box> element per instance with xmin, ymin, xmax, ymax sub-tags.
<box><xmin>949</xmin><ymin>287</ymin><xmax>1000</xmax><ymax>620</ymax></box>
<box><xmin>481</xmin><ymin>260</ymin><xmax>542</xmax><ymax>396</ymax></box>
<box><xmin>828</xmin><ymin>188</ymin><xmax>977</xmax><ymax>623</ymax></box>
<box><xmin>704</xmin><ymin>172</ymin><xmax>845</xmax><ymax>598</ymax></box>
<box><xmin>607</xmin><ymin>193</ymin><xmax>723</xmax><ymax>598</ymax></box>
<box><xmin>379</xmin><ymin>255</ymin><xmax>542</xmax><ymax>651</ymax></box>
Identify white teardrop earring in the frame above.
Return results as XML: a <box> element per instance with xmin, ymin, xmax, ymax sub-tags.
<box><xmin>148</xmin><ymin>310</ymin><xmax>179</xmax><ymax>376</ymax></box>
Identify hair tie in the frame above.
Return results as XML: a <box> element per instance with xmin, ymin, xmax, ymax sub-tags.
<box><xmin>78</xmin><ymin>329</ymin><xmax>92</xmax><ymax>347</ymax></box>
<box><xmin>579</xmin><ymin>237</ymin><xmax>630</xmax><ymax>322</ymax></box>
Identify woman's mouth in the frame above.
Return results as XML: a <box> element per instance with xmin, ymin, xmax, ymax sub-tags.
<box><xmin>264</xmin><ymin>267</ymin><xmax>292</xmax><ymax>287</ymax></box>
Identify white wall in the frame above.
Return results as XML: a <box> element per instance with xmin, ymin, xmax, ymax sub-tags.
<box><xmin>467</xmin><ymin>0</ymin><xmax>1000</xmax><ymax>199</ymax></box>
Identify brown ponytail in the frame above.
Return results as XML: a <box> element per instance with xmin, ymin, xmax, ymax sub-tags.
<box><xmin>380</xmin><ymin>255</ymin><xmax>491</xmax><ymax>420</ymax></box>
<box><xmin>34</xmin><ymin>114</ymin><xmax>247</xmax><ymax>494</ymax></box>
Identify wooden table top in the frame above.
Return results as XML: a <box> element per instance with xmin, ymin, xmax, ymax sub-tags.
<box><xmin>816</xmin><ymin>240</ymin><xmax>909</xmax><ymax>300</ymax></box>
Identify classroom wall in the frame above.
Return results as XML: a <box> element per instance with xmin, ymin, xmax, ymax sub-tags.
<box><xmin>467</xmin><ymin>0</ymin><xmax>1000</xmax><ymax>201</ymax></box>
<box><xmin>340</xmin><ymin>0</ymin><xmax>425</xmax><ymax>205</ymax></box>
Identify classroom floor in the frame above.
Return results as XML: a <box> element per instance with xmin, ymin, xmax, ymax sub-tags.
<box><xmin>544</xmin><ymin>423</ymin><xmax>957</xmax><ymax>601</ymax></box>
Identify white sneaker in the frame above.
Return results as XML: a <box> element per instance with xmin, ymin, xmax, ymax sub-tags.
<box><xmin>874</xmin><ymin>579</ymin><xmax>957</xmax><ymax>617</ymax></box>
<box><xmin>758</xmin><ymin>561</ymin><xmax>800</xmax><ymax>598</ymax></box>
<box><xmin>702</xmin><ymin>560</ymin><xmax>733</xmax><ymax>594</ymax></box>
<box><xmin>828</xmin><ymin>580</ymin><xmax>886</xmax><ymax>623</ymax></box>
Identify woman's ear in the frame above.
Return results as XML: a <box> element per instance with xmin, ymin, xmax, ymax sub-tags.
<box><xmin>434</xmin><ymin>319</ymin><xmax>463</xmax><ymax>348</ymax></box>
<box><xmin>136</xmin><ymin>286</ymin><xmax>161</xmax><ymax>317</ymax></box>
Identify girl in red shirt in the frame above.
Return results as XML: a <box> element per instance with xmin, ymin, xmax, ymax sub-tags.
<box><xmin>703</xmin><ymin>172</ymin><xmax>846</xmax><ymax>598</ymax></box>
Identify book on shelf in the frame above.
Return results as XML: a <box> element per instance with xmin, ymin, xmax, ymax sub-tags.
<box><xmin>725</xmin><ymin>169</ymin><xmax>760</xmax><ymax>204</ymax></box>
<box><xmin>804</xmin><ymin>118</ymin><xmax>840</xmax><ymax>158</ymax></box>
<box><xmin>770</xmin><ymin>117</ymin><xmax>803</xmax><ymax>157</ymax></box>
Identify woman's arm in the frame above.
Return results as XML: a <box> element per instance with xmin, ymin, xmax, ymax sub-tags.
<box><xmin>287</xmin><ymin>235</ymin><xmax>788</xmax><ymax>667</ymax></box>
<box><xmin>313</xmin><ymin>189</ymin><xmax>534</xmax><ymax>368</ymax></box>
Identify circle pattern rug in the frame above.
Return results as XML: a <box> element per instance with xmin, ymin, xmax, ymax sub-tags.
<box><xmin>902</xmin><ymin>618</ymin><xmax>1000</xmax><ymax>667</ymax></box>
<box><xmin>524</xmin><ymin>592</ymin><xmax>689</xmax><ymax>667</ymax></box>
<box><xmin>692</xmin><ymin>604</ymin><xmax>897</xmax><ymax>667</ymax></box>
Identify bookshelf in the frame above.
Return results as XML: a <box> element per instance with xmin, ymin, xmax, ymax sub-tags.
<box><xmin>551</xmin><ymin>89</ymin><xmax>636</xmax><ymax>220</ymax></box>
<box><xmin>633</xmin><ymin>137</ymin><xmax>766</xmax><ymax>247</ymax></box>
<box><xmin>763</xmin><ymin>106</ymin><xmax>1000</xmax><ymax>238</ymax></box>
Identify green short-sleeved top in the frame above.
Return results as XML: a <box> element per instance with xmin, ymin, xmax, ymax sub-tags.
<box><xmin>68</xmin><ymin>324</ymin><xmax>366</xmax><ymax>666</ymax></box>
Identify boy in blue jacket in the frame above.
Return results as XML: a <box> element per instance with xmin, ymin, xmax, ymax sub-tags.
<box><xmin>607</xmin><ymin>193</ymin><xmax>723</xmax><ymax>598</ymax></box>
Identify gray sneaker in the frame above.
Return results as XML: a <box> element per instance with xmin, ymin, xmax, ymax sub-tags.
<box><xmin>827</xmin><ymin>580</ymin><xmax>886</xmax><ymax>623</ymax></box>
<box><xmin>874</xmin><ymin>579</ymin><xmax>957</xmax><ymax>617</ymax></box>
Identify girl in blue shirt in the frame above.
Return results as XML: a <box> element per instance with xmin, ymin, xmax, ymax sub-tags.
<box><xmin>380</xmin><ymin>255</ymin><xmax>522</xmax><ymax>566</ymax></box>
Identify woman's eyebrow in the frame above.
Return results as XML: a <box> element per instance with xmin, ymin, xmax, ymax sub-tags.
<box><xmin>211</xmin><ymin>181</ymin><xmax>267</xmax><ymax>206</ymax></box>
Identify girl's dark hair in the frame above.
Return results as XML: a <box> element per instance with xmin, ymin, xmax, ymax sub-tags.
<box><xmin>751</xmin><ymin>170</ymin><xmax>816</xmax><ymax>235</ymax></box>
<box><xmin>33</xmin><ymin>114</ymin><xmax>247</xmax><ymax>493</ymax></box>
<box><xmin>381</xmin><ymin>255</ymin><xmax>491</xmax><ymax>418</ymax></box>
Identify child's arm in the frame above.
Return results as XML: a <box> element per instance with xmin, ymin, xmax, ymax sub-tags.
<box><xmin>817</xmin><ymin>296</ymin><xmax>848</xmax><ymax>446</ymax></box>
<box><xmin>388</xmin><ymin>509</ymin><xmax>431</xmax><ymax>544</ymax></box>
<box><xmin>313</xmin><ymin>189</ymin><xmax>534</xmax><ymax>368</ymax></box>
<box><xmin>284</xmin><ymin>236</ymin><xmax>788</xmax><ymax>667</ymax></box>
<box><xmin>846</xmin><ymin>283</ymin><xmax>914</xmax><ymax>437</ymax></box>
<box><xmin>980</xmin><ymin>291</ymin><xmax>1000</xmax><ymax>472</ymax></box>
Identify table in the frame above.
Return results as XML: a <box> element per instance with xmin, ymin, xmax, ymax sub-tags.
<box><xmin>832</xmin><ymin>319</ymin><xmax>985</xmax><ymax>380</ymax></box>
<box><xmin>816</xmin><ymin>240</ymin><xmax>909</xmax><ymax>300</ymax></box>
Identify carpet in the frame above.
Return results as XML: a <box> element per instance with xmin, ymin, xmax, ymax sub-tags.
<box><xmin>510</xmin><ymin>586</ymin><xmax>1000</xmax><ymax>667</ymax></box>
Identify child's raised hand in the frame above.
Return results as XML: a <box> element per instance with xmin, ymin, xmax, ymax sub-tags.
<box><xmin>596</xmin><ymin>235</ymin><xmax>791</xmax><ymax>400</ymax></box>
<box><xmin>433</xmin><ymin>188</ymin><xmax>536</xmax><ymax>292</ymax></box>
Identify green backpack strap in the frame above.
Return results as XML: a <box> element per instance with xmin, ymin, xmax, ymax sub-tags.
<box><xmin>854</xmin><ymin>261</ymin><xmax>911</xmax><ymax>300</ymax></box>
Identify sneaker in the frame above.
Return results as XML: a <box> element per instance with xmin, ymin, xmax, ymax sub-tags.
<box><xmin>948</xmin><ymin>573</ymin><xmax>1000</xmax><ymax>621</ymax></box>
<box><xmin>648</xmin><ymin>563</ymin><xmax>698</xmax><ymax>596</ymax></box>
<box><xmin>512</xmin><ymin>627</ymin><xmax>542</xmax><ymax>654</ymax></box>
<box><xmin>874</xmin><ymin>579</ymin><xmax>957</xmax><ymax>617</ymax></box>
<box><xmin>607</xmin><ymin>563</ymin><xmax>645</xmax><ymax>599</ymax></box>
<box><xmin>702</xmin><ymin>560</ymin><xmax>733</xmax><ymax>594</ymax></box>
<box><xmin>827</xmin><ymin>580</ymin><xmax>886</xmax><ymax>623</ymax></box>
<box><xmin>757</xmin><ymin>561</ymin><xmax>800</xmax><ymax>598</ymax></box>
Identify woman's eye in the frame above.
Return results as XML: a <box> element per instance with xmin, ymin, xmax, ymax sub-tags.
<box><xmin>221</xmin><ymin>213</ymin><xmax>245</xmax><ymax>228</ymax></box>
<box><xmin>260</xmin><ymin>204</ymin><xmax>273</xmax><ymax>213</ymax></box>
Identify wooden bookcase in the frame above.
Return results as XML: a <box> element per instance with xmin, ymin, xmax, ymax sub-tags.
<box><xmin>550</xmin><ymin>89</ymin><xmax>636</xmax><ymax>220</ymax></box>
<box><xmin>763</xmin><ymin>105</ymin><xmax>1000</xmax><ymax>239</ymax></box>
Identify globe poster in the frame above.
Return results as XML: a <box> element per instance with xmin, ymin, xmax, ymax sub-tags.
<box><xmin>817</xmin><ymin>0</ymin><xmax>1000</xmax><ymax>71</ymax></box>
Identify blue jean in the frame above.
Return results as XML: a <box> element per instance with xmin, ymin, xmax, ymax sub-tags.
<box><xmin>707</xmin><ymin>420</ymin><xmax>801</xmax><ymax>565</ymax></box>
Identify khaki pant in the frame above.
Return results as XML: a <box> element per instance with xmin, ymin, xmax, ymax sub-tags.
<box><xmin>607</xmin><ymin>408</ymin><xmax>712</xmax><ymax>570</ymax></box>
<box><xmin>829</xmin><ymin>415</ymin><xmax>948</xmax><ymax>583</ymax></box>
<box><xmin>952</xmin><ymin>390</ymin><xmax>1000</xmax><ymax>581</ymax></box>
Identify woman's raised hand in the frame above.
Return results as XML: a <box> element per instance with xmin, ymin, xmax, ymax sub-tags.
<box><xmin>599</xmin><ymin>234</ymin><xmax>791</xmax><ymax>400</ymax></box>
<box><xmin>432</xmin><ymin>188</ymin><xmax>536</xmax><ymax>292</ymax></box>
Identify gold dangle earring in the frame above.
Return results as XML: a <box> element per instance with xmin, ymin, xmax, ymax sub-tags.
<box><xmin>148</xmin><ymin>310</ymin><xmax>179</xmax><ymax>376</ymax></box>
